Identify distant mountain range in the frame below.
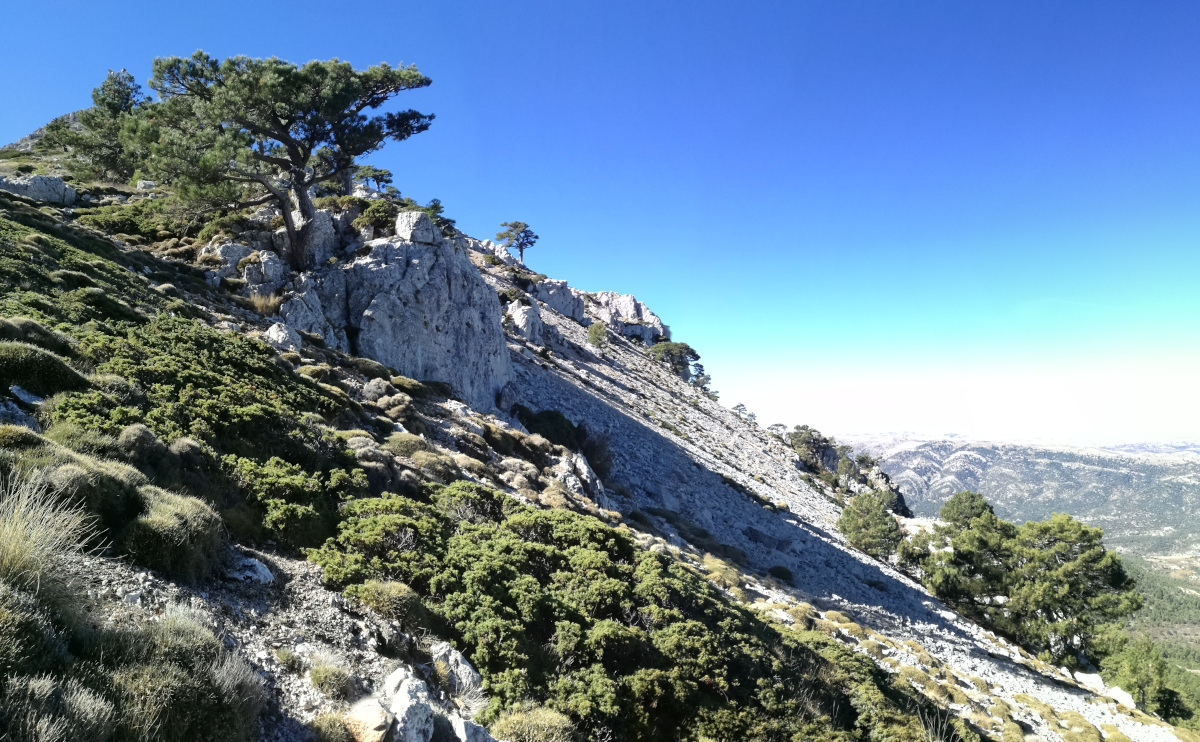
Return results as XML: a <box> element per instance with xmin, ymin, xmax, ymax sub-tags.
<box><xmin>845</xmin><ymin>433</ymin><xmax>1200</xmax><ymax>555</ymax></box>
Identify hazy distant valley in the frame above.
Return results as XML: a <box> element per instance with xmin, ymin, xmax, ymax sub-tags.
<box><xmin>849</xmin><ymin>434</ymin><xmax>1200</xmax><ymax>555</ymax></box>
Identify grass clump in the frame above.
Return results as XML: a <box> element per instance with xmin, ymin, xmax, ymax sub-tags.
<box><xmin>383</xmin><ymin>432</ymin><xmax>428</xmax><ymax>458</ymax></box>
<box><xmin>0</xmin><ymin>468</ymin><xmax>94</xmax><ymax>592</ymax></box>
<box><xmin>489</xmin><ymin>705</ymin><xmax>575</xmax><ymax>742</ymax></box>
<box><xmin>309</xmin><ymin>651</ymin><xmax>352</xmax><ymax>699</ymax></box>
<box><xmin>118</xmin><ymin>485</ymin><xmax>223</xmax><ymax>581</ymax></box>
<box><xmin>0</xmin><ymin>674</ymin><xmax>116</xmax><ymax>741</ymax></box>
<box><xmin>346</xmin><ymin>579</ymin><xmax>424</xmax><ymax>627</ymax></box>
<box><xmin>0</xmin><ymin>316</ymin><xmax>74</xmax><ymax>356</ymax></box>
<box><xmin>310</xmin><ymin>711</ymin><xmax>353</xmax><ymax>742</ymax></box>
<box><xmin>0</xmin><ymin>341</ymin><xmax>88</xmax><ymax>397</ymax></box>
<box><xmin>276</xmin><ymin>647</ymin><xmax>304</xmax><ymax>674</ymax></box>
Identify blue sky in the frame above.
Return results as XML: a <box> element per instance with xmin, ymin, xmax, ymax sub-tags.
<box><xmin>3</xmin><ymin>1</ymin><xmax>1198</xmax><ymax>444</ymax></box>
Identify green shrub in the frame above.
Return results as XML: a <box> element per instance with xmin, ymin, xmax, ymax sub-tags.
<box><xmin>310</xmin><ymin>483</ymin><xmax>928</xmax><ymax>740</ymax></box>
<box><xmin>346</xmin><ymin>579</ymin><xmax>424</xmax><ymax>626</ymax></box>
<box><xmin>489</xmin><ymin>705</ymin><xmax>575</xmax><ymax>742</ymax></box>
<box><xmin>0</xmin><ymin>341</ymin><xmax>88</xmax><ymax>397</ymax></box>
<box><xmin>768</xmin><ymin>565</ymin><xmax>795</xmax><ymax>584</ymax></box>
<box><xmin>351</xmin><ymin>200</ymin><xmax>398</xmax><ymax>232</ymax></box>
<box><xmin>512</xmin><ymin>405</ymin><xmax>580</xmax><ymax>450</ymax></box>
<box><xmin>383</xmin><ymin>432</ymin><xmax>428</xmax><ymax>458</ymax></box>
<box><xmin>352</xmin><ymin>357</ymin><xmax>391</xmax><ymax>379</ymax></box>
<box><xmin>411</xmin><ymin>450</ymin><xmax>460</xmax><ymax>483</ymax></box>
<box><xmin>586</xmin><ymin>322</ymin><xmax>606</xmax><ymax>348</ymax></box>
<box><xmin>119</xmin><ymin>486</ymin><xmax>223</xmax><ymax>581</ymax></box>
<box><xmin>110</xmin><ymin>662</ymin><xmax>218</xmax><ymax>742</ymax></box>
<box><xmin>0</xmin><ymin>674</ymin><xmax>116</xmax><ymax>741</ymax></box>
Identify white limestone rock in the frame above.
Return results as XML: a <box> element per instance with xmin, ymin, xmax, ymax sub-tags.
<box><xmin>347</xmin><ymin>216</ymin><xmax>511</xmax><ymax>411</ymax></box>
<box><xmin>241</xmin><ymin>250</ymin><xmax>288</xmax><ymax>295</ymax></box>
<box><xmin>428</xmin><ymin>642</ymin><xmax>483</xmax><ymax>696</ymax></box>
<box><xmin>0</xmin><ymin>175</ymin><xmax>76</xmax><ymax>205</ymax></box>
<box><xmin>135</xmin><ymin>180</ymin><xmax>156</xmax><ymax>190</ymax></box>
<box><xmin>389</xmin><ymin>678</ymin><xmax>434</xmax><ymax>742</ymax></box>
<box><xmin>395</xmin><ymin>209</ymin><xmax>441</xmax><ymax>244</ymax></box>
<box><xmin>506</xmin><ymin>302</ymin><xmax>543</xmax><ymax>345</ymax></box>
<box><xmin>293</xmin><ymin>209</ymin><xmax>339</xmax><ymax>268</ymax></box>
<box><xmin>199</xmin><ymin>242</ymin><xmax>253</xmax><ymax>281</ymax></box>
<box><xmin>533</xmin><ymin>279</ymin><xmax>586</xmax><ymax>322</ymax></box>
<box><xmin>279</xmin><ymin>274</ymin><xmax>348</xmax><ymax>351</ymax></box>
<box><xmin>263</xmin><ymin>322</ymin><xmax>301</xmax><ymax>351</ymax></box>
<box><xmin>345</xmin><ymin>696</ymin><xmax>394</xmax><ymax>742</ymax></box>
<box><xmin>450</xmin><ymin>717</ymin><xmax>496</xmax><ymax>742</ymax></box>
<box><xmin>587</xmin><ymin>291</ymin><xmax>669</xmax><ymax>344</ymax></box>
<box><xmin>457</xmin><ymin>234</ymin><xmax>518</xmax><ymax>266</ymax></box>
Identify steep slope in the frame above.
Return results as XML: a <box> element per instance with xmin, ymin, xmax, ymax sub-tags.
<box><xmin>468</xmin><ymin>260</ymin><xmax>1186</xmax><ymax>742</ymax></box>
<box><xmin>848</xmin><ymin>435</ymin><xmax>1200</xmax><ymax>554</ymax></box>
<box><xmin>0</xmin><ymin>162</ymin><xmax>1189</xmax><ymax>741</ymax></box>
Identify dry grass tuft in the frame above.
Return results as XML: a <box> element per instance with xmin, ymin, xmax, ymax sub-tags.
<box><xmin>0</xmin><ymin>469</ymin><xmax>93</xmax><ymax>593</ymax></box>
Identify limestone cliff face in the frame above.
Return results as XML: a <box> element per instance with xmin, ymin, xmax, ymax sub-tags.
<box><xmin>280</xmin><ymin>212</ymin><xmax>512</xmax><ymax>411</ymax></box>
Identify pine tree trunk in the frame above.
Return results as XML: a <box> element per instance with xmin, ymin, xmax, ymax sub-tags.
<box><xmin>290</xmin><ymin>182</ymin><xmax>316</xmax><ymax>271</ymax></box>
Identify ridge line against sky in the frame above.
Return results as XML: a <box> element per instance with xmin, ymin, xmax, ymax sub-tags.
<box><xmin>2</xmin><ymin>0</ymin><xmax>1198</xmax><ymax>446</ymax></box>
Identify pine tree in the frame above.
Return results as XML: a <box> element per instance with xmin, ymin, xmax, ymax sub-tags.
<box><xmin>496</xmin><ymin>221</ymin><xmax>538</xmax><ymax>263</ymax></box>
<box><xmin>837</xmin><ymin>492</ymin><xmax>902</xmax><ymax>558</ymax></box>
<box><xmin>143</xmin><ymin>52</ymin><xmax>434</xmax><ymax>269</ymax></box>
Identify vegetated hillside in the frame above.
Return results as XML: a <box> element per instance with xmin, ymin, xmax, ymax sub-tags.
<box><xmin>0</xmin><ymin>70</ymin><xmax>1193</xmax><ymax>742</ymax></box>
<box><xmin>849</xmin><ymin>435</ymin><xmax>1200</xmax><ymax>554</ymax></box>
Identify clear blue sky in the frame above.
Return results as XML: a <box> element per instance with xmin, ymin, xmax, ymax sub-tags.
<box><xmin>3</xmin><ymin>1</ymin><xmax>1199</xmax><ymax>444</ymax></box>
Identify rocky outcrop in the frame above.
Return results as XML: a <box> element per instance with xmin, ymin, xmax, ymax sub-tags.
<box><xmin>532</xmin><ymin>279</ymin><xmax>585</xmax><ymax>322</ymax></box>
<box><xmin>0</xmin><ymin>174</ymin><xmax>76</xmax><ymax>205</ymax></box>
<box><xmin>242</xmin><ymin>250</ymin><xmax>289</xmax><ymax>296</ymax></box>
<box><xmin>458</xmin><ymin>234</ymin><xmax>519</xmax><ymax>266</ymax></box>
<box><xmin>587</xmin><ymin>291</ymin><xmax>669</xmax><ymax>344</ymax></box>
<box><xmin>280</xmin><ymin>212</ymin><xmax>512</xmax><ymax>411</ymax></box>
<box><xmin>506</xmin><ymin>302</ymin><xmax>543</xmax><ymax>345</ymax></box>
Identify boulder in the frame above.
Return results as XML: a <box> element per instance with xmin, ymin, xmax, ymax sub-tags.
<box><xmin>135</xmin><ymin>180</ymin><xmax>156</xmax><ymax>191</ymax></box>
<box><xmin>348</xmin><ymin>224</ymin><xmax>511</xmax><ymax>411</ymax></box>
<box><xmin>395</xmin><ymin>210</ymin><xmax>440</xmax><ymax>244</ymax></box>
<box><xmin>263</xmin><ymin>322</ymin><xmax>301</xmax><ymax>352</ymax></box>
<box><xmin>532</xmin><ymin>279</ymin><xmax>585</xmax><ymax>322</ymax></box>
<box><xmin>428</xmin><ymin>642</ymin><xmax>483</xmax><ymax>696</ymax></box>
<box><xmin>345</xmin><ymin>697</ymin><xmax>395</xmax><ymax>742</ymax></box>
<box><xmin>242</xmin><ymin>250</ymin><xmax>289</xmax><ymax>295</ymax></box>
<box><xmin>362</xmin><ymin>377</ymin><xmax>398</xmax><ymax>403</ymax></box>
<box><xmin>279</xmin><ymin>274</ymin><xmax>348</xmax><ymax>351</ymax></box>
<box><xmin>0</xmin><ymin>399</ymin><xmax>40</xmax><ymax>432</ymax></box>
<box><xmin>450</xmin><ymin>717</ymin><xmax>496</xmax><ymax>742</ymax></box>
<box><xmin>0</xmin><ymin>175</ymin><xmax>76</xmax><ymax>205</ymax></box>
<box><xmin>1107</xmin><ymin>685</ymin><xmax>1136</xmax><ymax>708</ymax></box>
<box><xmin>199</xmin><ymin>242</ymin><xmax>253</xmax><ymax>281</ymax></box>
<box><xmin>389</xmin><ymin>678</ymin><xmax>434</xmax><ymax>742</ymax></box>
<box><xmin>226</xmin><ymin>557</ymin><xmax>274</xmax><ymax>584</ymax></box>
<box><xmin>506</xmin><ymin>302</ymin><xmax>543</xmax><ymax>345</ymax></box>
